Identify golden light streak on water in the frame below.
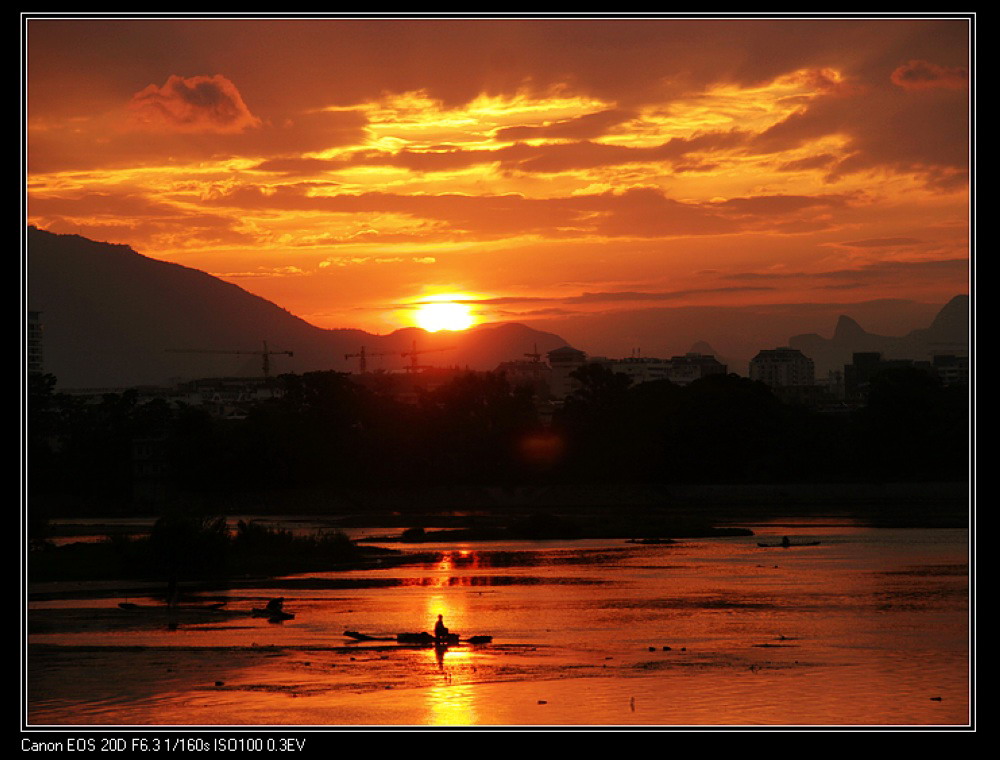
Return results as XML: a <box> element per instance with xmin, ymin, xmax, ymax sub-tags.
<box><xmin>27</xmin><ymin>526</ymin><xmax>970</xmax><ymax>727</ymax></box>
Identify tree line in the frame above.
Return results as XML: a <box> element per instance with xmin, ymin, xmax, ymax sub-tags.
<box><xmin>27</xmin><ymin>364</ymin><xmax>968</xmax><ymax>514</ymax></box>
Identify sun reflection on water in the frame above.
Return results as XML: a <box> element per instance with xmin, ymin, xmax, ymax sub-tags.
<box><xmin>420</xmin><ymin>563</ymin><xmax>480</xmax><ymax>726</ymax></box>
<box><xmin>425</xmin><ymin>647</ymin><xmax>477</xmax><ymax>725</ymax></box>
<box><xmin>426</xmin><ymin>681</ymin><xmax>477</xmax><ymax>726</ymax></box>
<box><xmin>28</xmin><ymin>528</ymin><xmax>969</xmax><ymax>726</ymax></box>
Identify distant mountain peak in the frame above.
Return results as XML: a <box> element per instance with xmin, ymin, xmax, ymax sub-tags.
<box><xmin>28</xmin><ymin>227</ymin><xmax>570</xmax><ymax>387</ymax></box>
<box><xmin>788</xmin><ymin>296</ymin><xmax>969</xmax><ymax>376</ymax></box>
<box><xmin>688</xmin><ymin>340</ymin><xmax>719</xmax><ymax>356</ymax></box>
<box><xmin>928</xmin><ymin>294</ymin><xmax>969</xmax><ymax>332</ymax></box>
<box><xmin>833</xmin><ymin>315</ymin><xmax>866</xmax><ymax>341</ymax></box>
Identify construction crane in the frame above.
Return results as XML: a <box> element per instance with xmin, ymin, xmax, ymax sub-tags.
<box><xmin>166</xmin><ymin>341</ymin><xmax>293</xmax><ymax>378</ymax></box>
<box><xmin>345</xmin><ymin>341</ymin><xmax>454</xmax><ymax>373</ymax></box>
<box><xmin>344</xmin><ymin>346</ymin><xmax>392</xmax><ymax>373</ymax></box>
<box><xmin>400</xmin><ymin>340</ymin><xmax>455</xmax><ymax>372</ymax></box>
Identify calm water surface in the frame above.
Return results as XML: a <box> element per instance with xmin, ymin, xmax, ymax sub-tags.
<box><xmin>27</xmin><ymin>523</ymin><xmax>970</xmax><ymax>727</ymax></box>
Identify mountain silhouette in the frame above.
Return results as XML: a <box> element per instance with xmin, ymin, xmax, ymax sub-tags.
<box><xmin>687</xmin><ymin>340</ymin><xmax>729</xmax><ymax>368</ymax></box>
<box><xmin>833</xmin><ymin>315</ymin><xmax>868</xmax><ymax>342</ymax></box>
<box><xmin>789</xmin><ymin>295</ymin><xmax>969</xmax><ymax>376</ymax></box>
<box><xmin>26</xmin><ymin>227</ymin><xmax>568</xmax><ymax>388</ymax></box>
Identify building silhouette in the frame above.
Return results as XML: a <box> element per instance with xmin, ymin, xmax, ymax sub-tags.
<box><xmin>749</xmin><ymin>347</ymin><xmax>815</xmax><ymax>388</ymax></box>
<box><xmin>495</xmin><ymin>358</ymin><xmax>553</xmax><ymax>399</ymax></box>
<box><xmin>931</xmin><ymin>354</ymin><xmax>969</xmax><ymax>386</ymax></box>
<box><xmin>546</xmin><ymin>346</ymin><xmax>589</xmax><ymax>399</ymax></box>
<box><xmin>27</xmin><ymin>311</ymin><xmax>44</xmax><ymax>375</ymax></box>
<box><xmin>843</xmin><ymin>352</ymin><xmax>950</xmax><ymax>400</ymax></box>
<box><xmin>543</xmin><ymin>346</ymin><xmax>729</xmax><ymax>401</ymax></box>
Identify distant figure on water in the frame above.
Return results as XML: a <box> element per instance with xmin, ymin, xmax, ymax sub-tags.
<box><xmin>266</xmin><ymin>597</ymin><xmax>285</xmax><ymax>613</ymax></box>
<box><xmin>781</xmin><ymin>536</ymin><xmax>791</xmax><ymax>548</ymax></box>
<box><xmin>434</xmin><ymin>614</ymin><xmax>449</xmax><ymax>642</ymax></box>
<box><xmin>166</xmin><ymin>576</ymin><xmax>179</xmax><ymax>608</ymax></box>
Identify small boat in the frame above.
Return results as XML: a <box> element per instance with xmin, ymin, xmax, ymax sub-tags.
<box><xmin>344</xmin><ymin>630</ymin><xmax>492</xmax><ymax>646</ymax></box>
<box><xmin>251</xmin><ymin>608</ymin><xmax>295</xmax><ymax>621</ymax></box>
<box><xmin>343</xmin><ymin>630</ymin><xmax>381</xmax><ymax>641</ymax></box>
<box><xmin>118</xmin><ymin>601</ymin><xmax>227</xmax><ymax>611</ymax></box>
<box><xmin>626</xmin><ymin>538</ymin><xmax>676</xmax><ymax>545</ymax></box>
<box><xmin>397</xmin><ymin>631</ymin><xmax>459</xmax><ymax>646</ymax></box>
<box><xmin>757</xmin><ymin>541</ymin><xmax>822</xmax><ymax>548</ymax></box>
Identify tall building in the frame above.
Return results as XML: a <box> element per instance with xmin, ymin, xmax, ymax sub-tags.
<box><xmin>593</xmin><ymin>356</ymin><xmax>674</xmax><ymax>385</ymax></box>
<box><xmin>27</xmin><ymin>311</ymin><xmax>44</xmax><ymax>375</ymax></box>
<box><xmin>843</xmin><ymin>352</ymin><xmax>883</xmax><ymax>400</ymax></box>
<box><xmin>663</xmin><ymin>353</ymin><xmax>727</xmax><ymax>385</ymax></box>
<box><xmin>932</xmin><ymin>354</ymin><xmax>969</xmax><ymax>386</ymax></box>
<box><xmin>546</xmin><ymin>346</ymin><xmax>588</xmax><ymax>400</ymax></box>
<box><xmin>595</xmin><ymin>352</ymin><xmax>728</xmax><ymax>386</ymax></box>
<box><xmin>749</xmin><ymin>347</ymin><xmax>815</xmax><ymax>388</ymax></box>
<box><xmin>844</xmin><ymin>352</ymin><xmax>942</xmax><ymax>400</ymax></box>
<box><xmin>544</xmin><ymin>347</ymin><xmax>729</xmax><ymax>401</ymax></box>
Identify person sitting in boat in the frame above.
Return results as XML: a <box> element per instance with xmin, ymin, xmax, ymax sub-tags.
<box><xmin>434</xmin><ymin>614</ymin><xmax>449</xmax><ymax>642</ymax></box>
<box><xmin>265</xmin><ymin>597</ymin><xmax>285</xmax><ymax>613</ymax></box>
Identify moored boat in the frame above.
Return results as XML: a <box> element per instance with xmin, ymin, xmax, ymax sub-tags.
<box><xmin>626</xmin><ymin>538</ymin><xmax>676</xmax><ymax>545</ymax></box>
<box><xmin>117</xmin><ymin>601</ymin><xmax>226</xmax><ymax>611</ymax></box>
<box><xmin>251</xmin><ymin>608</ymin><xmax>295</xmax><ymax>620</ymax></box>
<box><xmin>757</xmin><ymin>541</ymin><xmax>822</xmax><ymax>548</ymax></box>
<box><xmin>397</xmin><ymin>631</ymin><xmax>460</xmax><ymax>645</ymax></box>
<box><xmin>343</xmin><ymin>630</ymin><xmax>492</xmax><ymax>646</ymax></box>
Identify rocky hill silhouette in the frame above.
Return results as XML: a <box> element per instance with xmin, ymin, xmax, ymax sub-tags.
<box><xmin>789</xmin><ymin>295</ymin><xmax>969</xmax><ymax>376</ymax></box>
<box><xmin>26</xmin><ymin>227</ymin><xmax>568</xmax><ymax>388</ymax></box>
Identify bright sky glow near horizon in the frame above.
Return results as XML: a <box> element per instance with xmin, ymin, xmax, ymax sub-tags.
<box><xmin>25</xmin><ymin>15</ymin><xmax>970</xmax><ymax>345</ymax></box>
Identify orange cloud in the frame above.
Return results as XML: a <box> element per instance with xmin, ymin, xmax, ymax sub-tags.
<box><xmin>25</xmin><ymin>18</ymin><xmax>971</xmax><ymax>337</ymax></box>
<box><xmin>777</xmin><ymin>153</ymin><xmax>837</xmax><ymax>172</ymax></box>
<box><xmin>127</xmin><ymin>74</ymin><xmax>261</xmax><ymax>133</ymax></box>
<box><xmin>753</xmin><ymin>77</ymin><xmax>968</xmax><ymax>187</ymax></box>
<box><xmin>837</xmin><ymin>237</ymin><xmax>924</xmax><ymax>248</ymax></box>
<box><xmin>202</xmin><ymin>184</ymin><xmax>745</xmax><ymax>239</ymax></box>
<box><xmin>891</xmin><ymin>60</ymin><xmax>968</xmax><ymax>91</ymax></box>
<box><xmin>251</xmin><ymin>129</ymin><xmax>751</xmax><ymax>179</ymax></box>
<box><xmin>495</xmin><ymin>108</ymin><xmax>637</xmax><ymax>141</ymax></box>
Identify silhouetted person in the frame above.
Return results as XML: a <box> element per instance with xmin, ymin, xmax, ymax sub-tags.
<box><xmin>781</xmin><ymin>536</ymin><xmax>791</xmax><ymax>548</ymax></box>
<box><xmin>167</xmin><ymin>575</ymin><xmax>179</xmax><ymax>608</ymax></box>
<box><xmin>434</xmin><ymin>614</ymin><xmax>449</xmax><ymax>642</ymax></box>
<box><xmin>266</xmin><ymin>597</ymin><xmax>285</xmax><ymax>613</ymax></box>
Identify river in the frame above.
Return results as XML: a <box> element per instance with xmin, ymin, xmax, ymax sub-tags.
<box><xmin>26</xmin><ymin>521</ymin><xmax>970</xmax><ymax>728</ymax></box>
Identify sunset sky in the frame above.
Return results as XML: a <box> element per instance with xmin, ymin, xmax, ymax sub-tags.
<box><xmin>25</xmin><ymin>16</ymin><xmax>971</xmax><ymax>348</ymax></box>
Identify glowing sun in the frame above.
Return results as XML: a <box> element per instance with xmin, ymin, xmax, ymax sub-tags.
<box><xmin>413</xmin><ymin>297</ymin><xmax>477</xmax><ymax>332</ymax></box>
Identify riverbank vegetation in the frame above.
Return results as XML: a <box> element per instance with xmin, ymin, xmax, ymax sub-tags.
<box><xmin>28</xmin><ymin>512</ymin><xmax>400</xmax><ymax>584</ymax></box>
